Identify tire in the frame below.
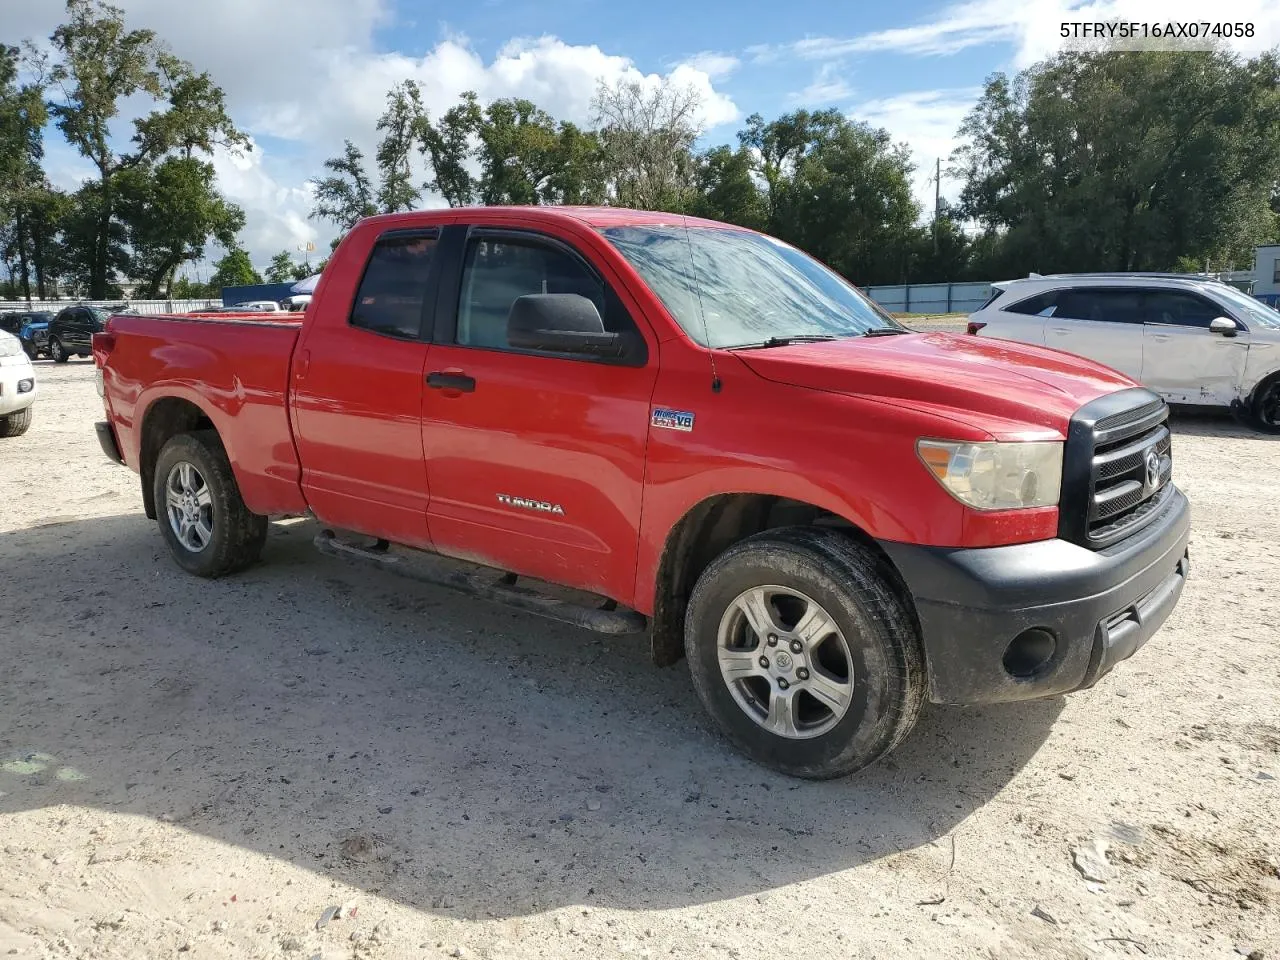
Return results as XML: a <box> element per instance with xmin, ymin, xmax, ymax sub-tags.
<box><xmin>684</xmin><ymin>526</ymin><xmax>924</xmax><ymax>780</ymax></box>
<box><xmin>152</xmin><ymin>430</ymin><xmax>268</xmax><ymax>577</ymax></box>
<box><xmin>22</xmin><ymin>342</ymin><xmax>37</xmax><ymax>361</ymax></box>
<box><xmin>49</xmin><ymin>338</ymin><xmax>68</xmax><ymax>363</ymax></box>
<box><xmin>0</xmin><ymin>406</ymin><xmax>32</xmax><ymax>438</ymax></box>
<box><xmin>1250</xmin><ymin>375</ymin><xmax>1280</xmax><ymax>434</ymax></box>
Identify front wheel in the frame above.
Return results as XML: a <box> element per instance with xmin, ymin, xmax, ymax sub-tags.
<box><xmin>684</xmin><ymin>527</ymin><xmax>924</xmax><ymax>779</ymax></box>
<box><xmin>0</xmin><ymin>406</ymin><xmax>32</xmax><ymax>438</ymax></box>
<box><xmin>153</xmin><ymin>430</ymin><xmax>268</xmax><ymax>577</ymax></box>
<box><xmin>1250</xmin><ymin>375</ymin><xmax>1280</xmax><ymax>434</ymax></box>
<box><xmin>48</xmin><ymin>338</ymin><xmax>68</xmax><ymax>363</ymax></box>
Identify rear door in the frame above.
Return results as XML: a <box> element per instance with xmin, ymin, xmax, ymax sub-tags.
<box><xmin>1042</xmin><ymin>288</ymin><xmax>1145</xmax><ymax>379</ymax></box>
<box><xmin>1140</xmin><ymin>288</ymin><xmax>1248</xmax><ymax>405</ymax></box>
<box><xmin>983</xmin><ymin>288</ymin><xmax>1057</xmax><ymax>345</ymax></box>
<box><xmin>419</xmin><ymin>222</ymin><xmax>659</xmax><ymax>602</ymax></box>
<box><xmin>290</xmin><ymin>229</ymin><xmax>440</xmax><ymax>548</ymax></box>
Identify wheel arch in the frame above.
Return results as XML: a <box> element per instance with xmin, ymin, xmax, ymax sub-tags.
<box><xmin>647</xmin><ymin>492</ymin><xmax>919</xmax><ymax>667</ymax></box>
<box><xmin>137</xmin><ymin>394</ymin><xmax>221</xmax><ymax>520</ymax></box>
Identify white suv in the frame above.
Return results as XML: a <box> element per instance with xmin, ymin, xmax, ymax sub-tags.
<box><xmin>0</xmin><ymin>331</ymin><xmax>37</xmax><ymax>437</ymax></box>
<box><xmin>967</xmin><ymin>273</ymin><xmax>1280</xmax><ymax>431</ymax></box>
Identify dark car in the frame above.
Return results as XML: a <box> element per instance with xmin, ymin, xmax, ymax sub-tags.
<box><xmin>48</xmin><ymin>305</ymin><xmax>111</xmax><ymax>362</ymax></box>
<box><xmin>14</xmin><ymin>311</ymin><xmax>54</xmax><ymax>359</ymax></box>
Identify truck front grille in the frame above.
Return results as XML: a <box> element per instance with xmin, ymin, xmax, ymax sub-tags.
<box><xmin>1060</xmin><ymin>389</ymin><xmax>1174</xmax><ymax>550</ymax></box>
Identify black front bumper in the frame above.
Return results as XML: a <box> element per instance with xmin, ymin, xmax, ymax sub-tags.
<box><xmin>95</xmin><ymin>420</ymin><xmax>124</xmax><ymax>466</ymax></box>
<box><xmin>880</xmin><ymin>487</ymin><xmax>1190</xmax><ymax>705</ymax></box>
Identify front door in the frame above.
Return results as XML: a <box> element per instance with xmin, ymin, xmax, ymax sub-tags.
<box><xmin>1140</xmin><ymin>289</ymin><xmax>1249</xmax><ymax>405</ymax></box>
<box><xmin>420</xmin><ymin>224</ymin><xmax>658</xmax><ymax>603</ymax></box>
<box><xmin>291</xmin><ymin>229</ymin><xmax>440</xmax><ymax>548</ymax></box>
<box><xmin>1042</xmin><ymin>288</ymin><xmax>1145</xmax><ymax>379</ymax></box>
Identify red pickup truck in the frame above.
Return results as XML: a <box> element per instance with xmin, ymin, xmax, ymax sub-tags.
<box><xmin>93</xmin><ymin>207</ymin><xmax>1191</xmax><ymax>778</ymax></box>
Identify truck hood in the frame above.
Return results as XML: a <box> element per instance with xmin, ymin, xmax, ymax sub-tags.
<box><xmin>734</xmin><ymin>331</ymin><xmax>1135</xmax><ymax>437</ymax></box>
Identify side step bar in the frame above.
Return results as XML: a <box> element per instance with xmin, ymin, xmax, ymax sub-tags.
<box><xmin>314</xmin><ymin>530</ymin><xmax>648</xmax><ymax>635</ymax></box>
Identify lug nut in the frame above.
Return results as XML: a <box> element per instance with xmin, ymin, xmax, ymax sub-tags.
<box><xmin>790</xmin><ymin>640</ymin><xmax>803</xmax><ymax>654</ymax></box>
<box><xmin>759</xmin><ymin>656</ymin><xmax>770</xmax><ymax>668</ymax></box>
<box><xmin>777</xmin><ymin>678</ymin><xmax>790</xmax><ymax>690</ymax></box>
<box><xmin>767</xmin><ymin>634</ymin><xmax>778</xmax><ymax>646</ymax></box>
<box><xmin>797</xmin><ymin>667</ymin><xmax>810</xmax><ymax>681</ymax></box>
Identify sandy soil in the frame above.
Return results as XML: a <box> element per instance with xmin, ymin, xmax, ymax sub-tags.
<box><xmin>1</xmin><ymin>359</ymin><xmax>1277</xmax><ymax>960</ymax></box>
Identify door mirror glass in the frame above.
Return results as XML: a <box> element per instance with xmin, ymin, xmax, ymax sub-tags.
<box><xmin>507</xmin><ymin>294</ymin><xmax>622</xmax><ymax>357</ymax></box>
<box><xmin>1209</xmin><ymin>316</ymin><xmax>1238</xmax><ymax>336</ymax></box>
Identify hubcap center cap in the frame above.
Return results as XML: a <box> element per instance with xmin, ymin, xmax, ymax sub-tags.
<box><xmin>774</xmin><ymin>651</ymin><xmax>793</xmax><ymax>671</ymax></box>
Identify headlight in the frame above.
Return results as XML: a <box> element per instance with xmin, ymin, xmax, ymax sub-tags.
<box><xmin>0</xmin><ymin>334</ymin><xmax>21</xmax><ymax>358</ymax></box>
<box><xmin>917</xmin><ymin>439</ymin><xmax>1063</xmax><ymax>510</ymax></box>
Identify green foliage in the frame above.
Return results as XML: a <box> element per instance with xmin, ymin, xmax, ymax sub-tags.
<box><xmin>265</xmin><ymin>250</ymin><xmax>296</xmax><ymax>283</ymax></box>
<box><xmin>44</xmin><ymin>0</ymin><xmax>248</xmax><ymax>297</ymax></box>
<box><xmin>375</xmin><ymin>80</ymin><xmax>427</xmax><ymax>213</ymax></box>
<box><xmin>308</xmin><ymin>140</ymin><xmax>378</xmax><ymax>230</ymax></box>
<box><xmin>954</xmin><ymin>49</ymin><xmax>1280</xmax><ymax>275</ymax></box>
<box><xmin>209</xmin><ymin>246</ymin><xmax>261</xmax><ymax>291</ymax></box>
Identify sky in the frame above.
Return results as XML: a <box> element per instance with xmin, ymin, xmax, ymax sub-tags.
<box><xmin>7</xmin><ymin>0</ymin><xmax>1280</xmax><ymax>277</ymax></box>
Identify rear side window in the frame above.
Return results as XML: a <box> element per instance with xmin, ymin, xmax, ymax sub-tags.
<box><xmin>1143</xmin><ymin>290</ymin><xmax>1221</xmax><ymax>328</ymax></box>
<box><xmin>1004</xmin><ymin>291</ymin><xmax>1060</xmax><ymax>317</ymax></box>
<box><xmin>350</xmin><ymin>231</ymin><xmax>438</xmax><ymax>338</ymax></box>
<box><xmin>1055</xmin><ymin>289</ymin><xmax>1144</xmax><ymax>324</ymax></box>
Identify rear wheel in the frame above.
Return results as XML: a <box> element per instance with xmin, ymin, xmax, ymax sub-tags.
<box><xmin>1250</xmin><ymin>375</ymin><xmax>1280</xmax><ymax>434</ymax></box>
<box><xmin>48</xmin><ymin>338</ymin><xmax>68</xmax><ymax>363</ymax></box>
<box><xmin>0</xmin><ymin>406</ymin><xmax>32</xmax><ymax>438</ymax></box>
<box><xmin>684</xmin><ymin>526</ymin><xmax>924</xmax><ymax>779</ymax></box>
<box><xmin>153</xmin><ymin>430</ymin><xmax>267</xmax><ymax>577</ymax></box>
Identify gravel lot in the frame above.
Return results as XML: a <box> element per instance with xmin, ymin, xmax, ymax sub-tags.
<box><xmin>1</xmin><ymin>359</ymin><xmax>1277</xmax><ymax>960</ymax></box>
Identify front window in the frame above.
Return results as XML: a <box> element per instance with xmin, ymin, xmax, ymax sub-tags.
<box><xmin>601</xmin><ymin>225</ymin><xmax>900</xmax><ymax>348</ymax></box>
<box><xmin>1214</xmin><ymin>285</ymin><xmax>1280</xmax><ymax>330</ymax></box>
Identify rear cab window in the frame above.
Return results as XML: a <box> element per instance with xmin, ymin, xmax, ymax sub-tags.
<box><xmin>350</xmin><ymin>231</ymin><xmax>439</xmax><ymax>339</ymax></box>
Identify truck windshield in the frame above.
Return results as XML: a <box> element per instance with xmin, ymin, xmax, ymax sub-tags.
<box><xmin>601</xmin><ymin>225</ymin><xmax>902</xmax><ymax>348</ymax></box>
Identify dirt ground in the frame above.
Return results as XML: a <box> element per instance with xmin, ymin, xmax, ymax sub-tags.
<box><xmin>1</xmin><ymin>359</ymin><xmax>1277</xmax><ymax>960</ymax></box>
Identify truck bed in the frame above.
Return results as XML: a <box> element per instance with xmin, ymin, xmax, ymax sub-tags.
<box><xmin>98</xmin><ymin>311</ymin><xmax>309</xmax><ymax>517</ymax></box>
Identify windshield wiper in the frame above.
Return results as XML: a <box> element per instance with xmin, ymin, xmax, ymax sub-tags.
<box><xmin>735</xmin><ymin>334</ymin><xmax>839</xmax><ymax>350</ymax></box>
<box><xmin>861</xmin><ymin>327</ymin><xmax>911</xmax><ymax>337</ymax></box>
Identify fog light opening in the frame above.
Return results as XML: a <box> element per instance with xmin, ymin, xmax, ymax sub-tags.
<box><xmin>1003</xmin><ymin>628</ymin><xmax>1058</xmax><ymax>679</ymax></box>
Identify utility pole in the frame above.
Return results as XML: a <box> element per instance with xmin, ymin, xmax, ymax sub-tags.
<box><xmin>933</xmin><ymin>157</ymin><xmax>941</xmax><ymax>256</ymax></box>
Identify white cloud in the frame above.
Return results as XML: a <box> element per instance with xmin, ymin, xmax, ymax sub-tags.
<box><xmin>852</xmin><ymin>87</ymin><xmax>985</xmax><ymax>211</ymax></box>
<box><xmin>13</xmin><ymin>0</ymin><xmax>740</xmax><ymax>271</ymax></box>
<box><xmin>679</xmin><ymin>51</ymin><xmax>741</xmax><ymax>80</ymax></box>
<box><xmin>759</xmin><ymin>0</ymin><xmax>1280</xmax><ymax>68</ymax></box>
<box><xmin>790</xmin><ymin>63</ymin><xmax>856</xmax><ymax>104</ymax></box>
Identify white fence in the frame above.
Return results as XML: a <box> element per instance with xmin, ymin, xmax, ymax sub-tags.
<box><xmin>0</xmin><ymin>299</ymin><xmax>220</xmax><ymax>315</ymax></box>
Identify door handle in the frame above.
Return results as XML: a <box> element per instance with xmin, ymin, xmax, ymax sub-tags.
<box><xmin>426</xmin><ymin>371</ymin><xmax>476</xmax><ymax>393</ymax></box>
<box><xmin>1050</xmin><ymin>327</ymin><xmax>1070</xmax><ymax>336</ymax></box>
<box><xmin>1149</xmin><ymin>334</ymin><xmax>1170</xmax><ymax>342</ymax></box>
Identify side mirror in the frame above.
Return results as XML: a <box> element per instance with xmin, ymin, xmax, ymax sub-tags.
<box><xmin>1209</xmin><ymin>316</ymin><xmax>1238</xmax><ymax>337</ymax></box>
<box><xmin>507</xmin><ymin>293</ymin><xmax>623</xmax><ymax>358</ymax></box>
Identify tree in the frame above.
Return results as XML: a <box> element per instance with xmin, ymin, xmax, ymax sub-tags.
<box><xmin>47</xmin><ymin>0</ymin><xmax>247</xmax><ymax>297</ymax></box>
<box><xmin>740</xmin><ymin>109</ymin><xmax>923</xmax><ymax>284</ymax></box>
<box><xmin>209</xmin><ymin>246</ymin><xmax>260</xmax><ymax>291</ymax></box>
<box><xmin>953</xmin><ymin>49</ymin><xmax>1280</xmax><ymax>274</ymax></box>
<box><xmin>309</xmin><ymin>139</ymin><xmax>378</xmax><ymax>230</ymax></box>
<box><xmin>0</xmin><ymin>44</ymin><xmax>52</xmax><ymax>301</ymax></box>
<box><xmin>690</xmin><ymin>145</ymin><xmax>766</xmax><ymax>230</ymax></box>
<box><xmin>116</xmin><ymin>154</ymin><xmax>244</xmax><ymax>297</ymax></box>
<box><xmin>592</xmin><ymin>77</ymin><xmax>702</xmax><ymax>211</ymax></box>
<box><xmin>375</xmin><ymin>80</ymin><xmax>426</xmax><ymax>213</ymax></box>
<box><xmin>265</xmin><ymin>250</ymin><xmax>297</xmax><ymax>283</ymax></box>
<box><xmin>420</xmin><ymin>91</ymin><xmax>481</xmax><ymax>207</ymax></box>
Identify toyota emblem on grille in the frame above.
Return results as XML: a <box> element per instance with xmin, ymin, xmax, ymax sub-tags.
<box><xmin>1145</xmin><ymin>448</ymin><xmax>1161</xmax><ymax>491</ymax></box>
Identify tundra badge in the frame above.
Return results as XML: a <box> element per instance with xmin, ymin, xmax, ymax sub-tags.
<box><xmin>497</xmin><ymin>494</ymin><xmax>565</xmax><ymax>516</ymax></box>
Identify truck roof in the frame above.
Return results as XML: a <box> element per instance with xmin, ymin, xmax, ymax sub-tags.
<box><xmin>357</xmin><ymin>206</ymin><xmax>750</xmax><ymax>232</ymax></box>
